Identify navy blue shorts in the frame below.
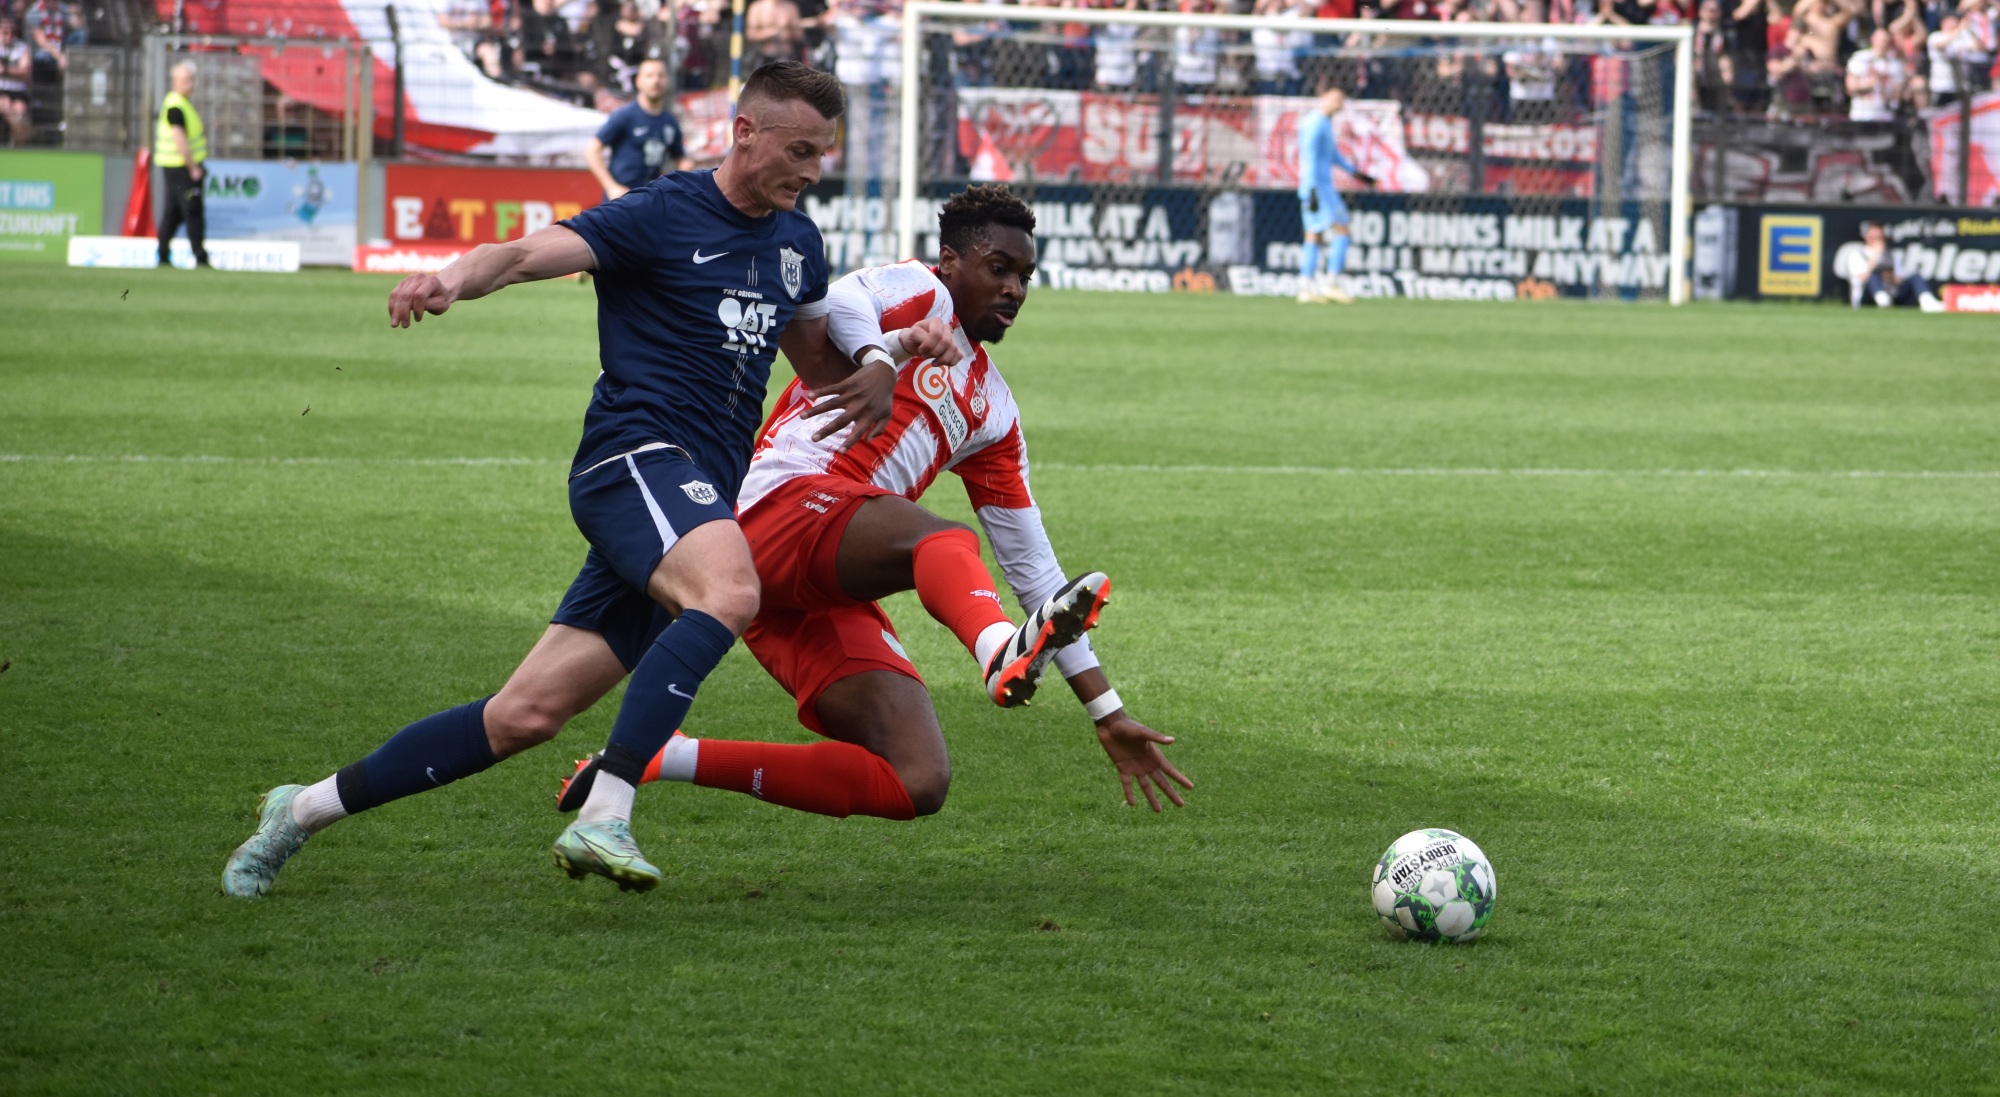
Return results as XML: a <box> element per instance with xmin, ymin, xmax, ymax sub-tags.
<box><xmin>551</xmin><ymin>443</ymin><xmax>737</xmax><ymax>670</ymax></box>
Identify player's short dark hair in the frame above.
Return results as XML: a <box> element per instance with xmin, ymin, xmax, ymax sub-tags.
<box><xmin>739</xmin><ymin>60</ymin><xmax>845</xmax><ymax>121</ymax></box>
<box><xmin>938</xmin><ymin>184</ymin><xmax>1037</xmax><ymax>254</ymax></box>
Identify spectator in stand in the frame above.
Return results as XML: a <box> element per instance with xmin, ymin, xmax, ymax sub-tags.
<box><xmin>1845</xmin><ymin>25</ymin><xmax>1907</xmax><ymax>118</ymax></box>
<box><xmin>1251</xmin><ymin>0</ymin><xmax>1311</xmax><ymax>95</ymax></box>
<box><xmin>586</xmin><ymin>56</ymin><xmax>691</xmax><ymax>197</ymax></box>
<box><xmin>1766</xmin><ymin>18</ymin><xmax>1826</xmax><ymax>111</ymax></box>
<box><xmin>1958</xmin><ymin>0</ymin><xmax>1996</xmax><ymax>92</ymax></box>
<box><xmin>1727</xmin><ymin>0</ymin><xmax>1768</xmax><ymax>105</ymax></box>
<box><xmin>0</xmin><ymin>20</ymin><xmax>30</xmax><ymax>146</ymax></box>
<box><xmin>522</xmin><ymin>0</ymin><xmax>580</xmax><ymax>77</ymax></box>
<box><xmin>832</xmin><ymin>0</ymin><xmax>901</xmax><ymax>87</ymax></box>
<box><xmin>1093</xmin><ymin>0</ymin><xmax>1150</xmax><ymax>90</ymax></box>
<box><xmin>24</xmin><ymin>0</ymin><xmax>81</xmax><ymax>53</ymax></box>
<box><xmin>1793</xmin><ymin>0</ymin><xmax>1855</xmax><ymax>75</ymax></box>
<box><xmin>441</xmin><ymin>0</ymin><xmax>495</xmax><ymax>54</ymax></box>
<box><xmin>747</xmin><ymin>0</ymin><xmax>809</xmax><ymax>64</ymax></box>
<box><xmin>600</xmin><ymin>0</ymin><xmax>659</xmax><ymax>93</ymax></box>
<box><xmin>1930</xmin><ymin>11</ymin><xmax>1974</xmax><ymax>102</ymax></box>
<box><xmin>1694</xmin><ymin>0</ymin><xmax>1738</xmax><ymax>103</ymax></box>
<box><xmin>1503</xmin><ymin>12</ymin><xmax>1564</xmax><ymax>121</ymax></box>
<box><xmin>796</xmin><ymin>0</ymin><xmax>834</xmax><ymax>71</ymax></box>
<box><xmin>1844</xmin><ymin>221</ymin><xmax>1944</xmax><ymax>309</ymax></box>
<box><xmin>1172</xmin><ymin>0</ymin><xmax>1223</xmax><ymax>91</ymax></box>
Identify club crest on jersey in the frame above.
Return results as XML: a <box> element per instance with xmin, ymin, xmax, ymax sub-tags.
<box><xmin>681</xmin><ymin>480</ymin><xmax>719</xmax><ymax>505</ymax></box>
<box><xmin>779</xmin><ymin>246</ymin><xmax>804</xmax><ymax>299</ymax></box>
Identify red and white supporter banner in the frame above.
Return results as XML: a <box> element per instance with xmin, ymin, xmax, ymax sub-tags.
<box><xmin>955</xmin><ymin>90</ymin><xmax>1441</xmax><ymax>192</ymax></box>
<box><xmin>352</xmin><ymin>244</ymin><xmax>470</xmax><ymax>274</ymax></box>
<box><xmin>1927</xmin><ymin>91</ymin><xmax>2000</xmax><ymax>207</ymax></box>
<box><xmin>156</xmin><ymin>0</ymin><xmax>609</xmax><ymax>157</ymax></box>
<box><xmin>1943</xmin><ymin>283</ymin><xmax>2000</xmax><ymax>312</ymax></box>
<box><xmin>383</xmin><ymin>165</ymin><xmax>603</xmax><ymax>244</ymax></box>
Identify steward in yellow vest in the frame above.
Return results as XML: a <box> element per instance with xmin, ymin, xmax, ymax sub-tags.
<box><xmin>155</xmin><ymin>61</ymin><xmax>211</xmax><ymax>267</ymax></box>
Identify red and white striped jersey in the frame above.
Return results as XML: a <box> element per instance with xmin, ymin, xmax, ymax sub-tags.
<box><xmin>741</xmin><ymin>259</ymin><xmax>1031</xmax><ymax>517</ymax></box>
<box><xmin>740</xmin><ymin>259</ymin><xmax>1099</xmax><ymax>677</ymax></box>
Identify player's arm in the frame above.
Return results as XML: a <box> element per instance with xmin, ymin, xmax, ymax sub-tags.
<box><xmin>1327</xmin><ymin>142</ymin><xmax>1375</xmax><ymax>188</ymax></box>
<box><xmin>1061</xmin><ymin>664</ymin><xmax>1191</xmax><ymax>812</ymax></box>
<box><xmin>783</xmin><ymin>271</ymin><xmax>959</xmax><ymax>446</ymax></box>
<box><xmin>963</xmin><ymin>445</ymin><xmax>1190</xmax><ymax>811</ymax></box>
<box><xmin>584</xmin><ymin>137</ymin><xmax>628</xmax><ymax>200</ymax></box>
<box><xmin>386</xmin><ymin>225</ymin><xmax>595</xmax><ymax>328</ymax></box>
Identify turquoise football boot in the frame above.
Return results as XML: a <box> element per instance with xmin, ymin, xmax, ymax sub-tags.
<box><xmin>221</xmin><ymin>784</ymin><xmax>310</xmax><ymax>898</ymax></box>
<box><xmin>551</xmin><ymin>819</ymin><xmax>662</xmax><ymax>892</ymax></box>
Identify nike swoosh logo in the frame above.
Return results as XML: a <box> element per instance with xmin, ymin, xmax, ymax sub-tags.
<box><xmin>667</xmin><ymin>683</ymin><xmax>695</xmax><ymax>701</ymax></box>
<box><xmin>426</xmin><ymin>767</ymin><xmax>439</xmax><ymax>784</ymax></box>
<box><xmin>691</xmin><ymin>249</ymin><xmax>728</xmax><ymax>264</ymax></box>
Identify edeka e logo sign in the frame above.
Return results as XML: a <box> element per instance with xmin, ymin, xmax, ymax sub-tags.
<box><xmin>0</xmin><ymin>150</ymin><xmax>105</xmax><ymax>264</ymax></box>
<box><xmin>1758</xmin><ymin>214</ymin><xmax>1823</xmax><ymax>296</ymax></box>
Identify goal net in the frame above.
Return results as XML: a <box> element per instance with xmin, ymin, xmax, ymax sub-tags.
<box><xmin>891</xmin><ymin>3</ymin><xmax>1691</xmax><ymax>303</ymax></box>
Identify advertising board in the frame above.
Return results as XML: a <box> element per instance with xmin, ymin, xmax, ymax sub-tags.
<box><xmin>383</xmin><ymin>164</ymin><xmax>602</xmax><ymax>245</ymax></box>
<box><xmin>1732</xmin><ymin>204</ymin><xmax>2000</xmax><ymax>302</ymax></box>
<box><xmin>200</xmin><ymin>160</ymin><xmax>358</xmax><ymax>266</ymax></box>
<box><xmin>68</xmin><ymin>235</ymin><xmax>300</xmax><ymax>272</ymax></box>
<box><xmin>0</xmin><ymin>151</ymin><xmax>105</xmax><ymax>264</ymax></box>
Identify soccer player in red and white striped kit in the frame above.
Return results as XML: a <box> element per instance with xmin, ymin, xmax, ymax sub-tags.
<box><xmin>558</xmin><ymin>184</ymin><xmax>1193</xmax><ymax>821</ymax></box>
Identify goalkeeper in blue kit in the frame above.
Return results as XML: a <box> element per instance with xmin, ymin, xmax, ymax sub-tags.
<box><xmin>1297</xmin><ymin>85</ymin><xmax>1375</xmax><ymax>305</ymax></box>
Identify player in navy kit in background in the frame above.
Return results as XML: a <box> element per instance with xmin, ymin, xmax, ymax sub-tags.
<box><xmin>585</xmin><ymin>57</ymin><xmax>693</xmax><ymax>200</ymax></box>
<box><xmin>221</xmin><ymin>62</ymin><xmax>926</xmax><ymax>897</ymax></box>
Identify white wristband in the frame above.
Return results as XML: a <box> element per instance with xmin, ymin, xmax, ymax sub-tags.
<box><xmin>858</xmin><ymin>346</ymin><xmax>895</xmax><ymax>371</ymax></box>
<box><xmin>1084</xmin><ymin>689</ymin><xmax>1123</xmax><ymax>722</ymax></box>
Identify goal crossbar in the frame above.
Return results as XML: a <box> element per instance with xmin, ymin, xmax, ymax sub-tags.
<box><xmin>896</xmin><ymin>0</ymin><xmax>1694</xmax><ymax>303</ymax></box>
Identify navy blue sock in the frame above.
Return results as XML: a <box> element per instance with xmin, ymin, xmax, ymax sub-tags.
<box><xmin>334</xmin><ymin>696</ymin><xmax>496</xmax><ymax>814</ymax></box>
<box><xmin>599</xmin><ymin>609</ymin><xmax>736</xmax><ymax>785</ymax></box>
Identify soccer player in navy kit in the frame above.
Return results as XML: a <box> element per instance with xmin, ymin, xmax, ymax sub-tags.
<box><xmin>222</xmin><ymin>62</ymin><xmax>924</xmax><ymax>896</ymax></box>
<box><xmin>585</xmin><ymin>57</ymin><xmax>694</xmax><ymax>200</ymax></box>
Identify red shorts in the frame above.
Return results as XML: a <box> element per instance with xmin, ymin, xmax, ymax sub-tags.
<box><xmin>739</xmin><ymin>474</ymin><xmax>923</xmax><ymax>734</ymax></box>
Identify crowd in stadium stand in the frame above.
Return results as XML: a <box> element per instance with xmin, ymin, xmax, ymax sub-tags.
<box><xmin>447</xmin><ymin>0</ymin><xmax>1996</xmax><ymax>121</ymax></box>
<box><xmin>0</xmin><ymin>0</ymin><xmax>84</xmax><ymax>145</ymax></box>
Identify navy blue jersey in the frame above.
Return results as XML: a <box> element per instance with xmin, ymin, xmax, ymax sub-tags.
<box><xmin>560</xmin><ymin>170</ymin><xmax>830</xmax><ymax>504</ymax></box>
<box><xmin>596</xmin><ymin>102</ymin><xmax>687</xmax><ymax>188</ymax></box>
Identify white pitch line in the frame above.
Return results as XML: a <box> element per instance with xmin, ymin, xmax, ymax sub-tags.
<box><xmin>1037</xmin><ymin>462</ymin><xmax>2000</xmax><ymax>481</ymax></box>
<box><xmin>0</xmin><ymin>454</ymin><xmax>553</xmax><ymax>466</ymax></box>
<box><xmin>4</xmin><ymin>454</ymin><xmax>2000</xmax><ymax>480</ymax></box>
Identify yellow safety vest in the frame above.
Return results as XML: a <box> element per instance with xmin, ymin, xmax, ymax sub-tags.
<box><xmin>155</xmin><ymin>90</ymin><xmax>206</xmax><ymax>168</ymax></box>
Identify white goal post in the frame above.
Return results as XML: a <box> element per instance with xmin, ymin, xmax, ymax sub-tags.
<box><xmin>896</xmin><ymin>1</ymin><xmax>1694</xmax><ymax>304</ymax></box>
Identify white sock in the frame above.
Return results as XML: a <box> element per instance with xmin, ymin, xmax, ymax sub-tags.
<box><xmin>657</xmin><ymin>733</ymin><xmax>700</xmax><ymax>783</ymax></box>
<box><xmin>578</xmin><ymin>772</ymin><xmax>636</xmax><ymax>825</ymax></box>
<box><xmin>974</xmin><ymin>621</ymin><xmax>1017</xmax><ymax>670</ymax></box>
<box><xmin>290</xmin><ymin>776</ymin><xmax>348</xmax><ymax>833</ymax></box>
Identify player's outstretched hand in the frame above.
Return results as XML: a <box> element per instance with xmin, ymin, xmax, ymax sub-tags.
<box><xmin>1095</xmin><ymin>711</ymin><xmax>1192</xmax><ymax>812</ymax></box>
<box><xmin>899</xmin><ymin>317</ymin><xmax>962</xmax><ymax>367</ymax></box>
<box><xmin>803</xmin><ymin>357</ymin><xmax>897</xmax><ymax>451</ymax></box>
<box><xmin>388</xmin><ymin>273</ymin><xmax>456</xmax><ymax>328</ymax></box>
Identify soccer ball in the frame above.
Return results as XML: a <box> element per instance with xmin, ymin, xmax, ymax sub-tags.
<box><xmin>1371</xmin><ymin>828</ymin><xmax>1496</xmax><ymax>942</ymax></box>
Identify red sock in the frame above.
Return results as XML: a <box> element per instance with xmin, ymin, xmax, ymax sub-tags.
<box><xmin>912</xmin><ymin>528</ymin><xmax>1011</xmax><ymax>658</ymax></box>
<box><xmin>692</xmin><ymin>739</ymin><xmax>916</xmax><ymax>820</ymax></box>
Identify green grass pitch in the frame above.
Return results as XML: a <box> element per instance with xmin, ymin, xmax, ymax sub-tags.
<box><xmin>3</xmin><ymin>266</ymin><xmax>1997</xmax><ymax>1094</ymax></box>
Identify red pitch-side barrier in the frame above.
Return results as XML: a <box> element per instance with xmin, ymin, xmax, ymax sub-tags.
<box><xmin>121</xmin><ymin>148</ymin><xmax>153</xmax><ymax>238</ymax></box>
